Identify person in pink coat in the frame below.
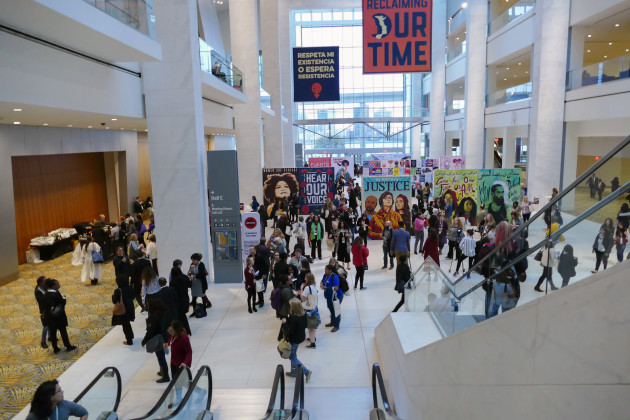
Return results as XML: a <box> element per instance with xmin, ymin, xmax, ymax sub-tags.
<box><xmin>351</xmin><ymin>237</ymin><xmax>370</xmax><ymax>290</ymax></box>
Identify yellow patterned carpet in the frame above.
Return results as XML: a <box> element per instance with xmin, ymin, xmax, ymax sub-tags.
<box><xmin>0</xmin><ymin>253</ymin><xmax>117</xmax><ymax>420</ymax></box>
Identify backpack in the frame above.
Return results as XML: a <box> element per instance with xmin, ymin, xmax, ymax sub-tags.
<box><xmin>270</xmin><ymin>287</ymin><xmax>284</xmax><ymax>311</ymax></box>
<box><xmin>194</xmin><ymin>303</ymin><xmax>207</xmax><ymax>318</ymax></box>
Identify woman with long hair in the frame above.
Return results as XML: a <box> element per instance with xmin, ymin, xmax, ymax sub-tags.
<box><xmin>422</xmin><ymin>228</ymin><xmax>440</xmax><ymax>266</ymax></box>
<box><xmin>164</xmin><ymin>320</ymin><xmax>192</xmax><ymax>380</ymax></box>
<box><xmin>614</xmin><ymin>222</ymin><xmax>628</xmax><ymax>263</ymax></box>
<box><xmin>351</xmin><ymin>236</ymin><xmax>370</xmax><ymax>290</ymax></box>
<box><xmin>282</xmin><ymin>298</ymin><xmax>312</xmax><ymax>381</ymax></box>
<box><xmin>169</xmin><ymin>260</ymin><xmax>192</xmax><ymax>335</ymax></box>
<box><xmin>27</xmin><ymin>380</ymin><xmax>88</xmax><ymax>420</ymax></box>
<box><xmin>141</xmin><ymin>266</ymin><xmax>160</xmax><ymax>310</ymax></box>
<box><xmin>300</xmin><ymin>273</ymin><xmax>319</xmax><ymax>348</ymax></box>
<box><xmin>357</xmin><ymin>213</ymin><xmax>369</xmax><ymax>244</ymax></box>
<box><xmin>395</xmin><ymin>194</ymin><xmax>411</xmax><ymax>230</ymax></box>
<box><xmin>334</xmin><ymin>221</ymin><xmax>352</xmax><ymax>270</ymax></box>
<box><xmin>263</xmin><ymin>173</ymin><xmax>299</xmax><ymax>221</ymax></box>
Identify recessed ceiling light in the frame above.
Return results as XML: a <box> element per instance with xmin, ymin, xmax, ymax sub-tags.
<box><xmin>106</xmin><ymin>127</ymin><xmax>110</xmax><ymax>129</ymax></box>
<box><xmin>609</xmin><ymin>42</ymin><xmax>613</xmax><ymax>45</ymax></box>
<box><xmin>615</xmin><ymin>23</ymin><xmax>620</xmax><ymax>27</ymax></box>
<box><xmin>144</xmin><ymin>129</ymin><xmax>148</xmax><ymax>132</ymax></box>
<box><xmin>518</xmin><ymin>62</ymin><xmax>522</xmax><ymax>65</ymax></box>
<box><xmin>604</xmin><ymin>55</ymin><xmax>608</xmax><ymax>58</ymax></box>
<box><xmin>67</xmin><ymin>125</ymin><xmax>72</xmax><ymax>127</ymax></box>
<box><xmin>525</xmin><ymin>71</ymin><xmax>528</xmax><ymax>74</ymax></box>
<box><xmin>111</xmin><ymin>118</ymin><xmax>118</xmax><ymax>121</ymax></box>
<box><xmin>120</xmin><ymin>128</ymin><xmax>124</xmax><ymax>130</ymax></box>
<box><xmin>587</xmin><ymin>49</ymin><xmax>591</xmax><ymax>52</ymax></box>
<box><xmin>626</xmin><ymin>49</ymin><xmax>629</xmax><ymax>52</ymax></box>
<box><xmin>587</xmin><ymin>34</ymin><xmax>592</xmax><ymax>38</ymax></box>
<box><xmin>13</xmin><ymin>108</ymin><xmax>22</xmax><ymax>112</ymax></box>
<box><xmin>43</xmin><ymin>123</ymin><xmax>48</xmax><ymax>126</ymax></box>
<box><xmin>88</xmin><ymin>126</ymin><xmax>92</xmax><ymax>128</ymax></box>
<box><xmin>506</xmin><ymin>67</ymin><xmax>510</xmax><ymax>70</ymax></box>
<box><xmin>13</xmin><ymin>121</ymin><xmax>20</xmax><ymax>125</ymax></box>
<box><xmin>503</xmin><ymin>78</ymin><xmax>507</xmax><ymax>81</ymax></box>
<box><xmin>456</xmin><ymin>37</ymin><xmax>459</xmax><ymax>40</ymax></box>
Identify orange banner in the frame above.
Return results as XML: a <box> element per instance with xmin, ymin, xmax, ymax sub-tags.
<box><xmin>362</xmin><ymin>0</ymin><xmax>432</xmax><ymax>73</ymax></box>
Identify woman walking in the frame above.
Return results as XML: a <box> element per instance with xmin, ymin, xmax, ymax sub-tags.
<box><xmin>334</xmin><ymin>221</ymin><xmax>352</xmax><ymax>270</ymax></box>
<box><xmin>112</xmin><ymin>277</ymin><xmax>135</xmax><ymax>345</ymax></box>
<box><xmin>244</xmin><ymin>257</ymin><xmax>258</xmax><ymax>313</ymax></box>
<box><xmin>164</xmin><ymin>320</ymin><xmax>192</xmax><ymax>381</ymax></box>
<box><xmin>81</xmin><ymin>237</ymin><xmax>102</xmax><ymax>285</ymax></box>
<box><xmin>189</xmin><ymin>253</ymin><xmax>212</xmax><ymax>310</ymax></box>
<box><xmin>413</xmin><ymin>214</ymin><xmax>425</xmax><ymax>254</ymax></box>
<box><xmin>141</xmin><ymin>298</ymin><xmax>170</xmax><ymax>383</ymax></box>
<box><xmin>393</xmin><ymin>254</ymin><xmax>410</xmax><ymax>312</ymax></box>
<box><xmin>300</xmin><ymin>273</ymin><xmax>319</xmax><ymax>349</ymax></box>
<box><xmin>170</xmin><ymin>260</ymin><xmax>192</xmax><ymax>335</ymax></box>
<box><xmin>282</xmin><ymin>298</ymin><xmax>312</xmax><ymax>382</ymax></box>
<box><xmin>614</xmin><ymin>222</ymin><xmax>628</xmax><ymax>262</ymax></box>
<box><xmin>141</xmin><ymin>266</ymin><xmax>161</xmax><ymax>310</ymax></box>
<box><xmin>351</xmin><ymin>237</ymin><xmax>369</xmax><ymax>290</ymax></box>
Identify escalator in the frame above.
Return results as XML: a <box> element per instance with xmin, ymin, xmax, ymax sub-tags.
<box><xmin>493</xmin><ymin>148</ymin><xmax>502</xmax><ymax>168</ymax></box>
<box><xmin>128</xmin><ymin>367</ymin><xmax>193</xmax><ymax>420</ymax></box>
<box><xmin>159</xmin><ymin>366</ymin><xmax>213</xmax><ymax>419</ymax></box>
<box><xmin>262</xmin><ymin>364</ymin><xmax>309</xmax><ymax>420</ymax></box>
<box><xmin>370</xmin><ymin>364</ymin><xmax>401</xmax><ymax>420</ymax></box>
<box><xmin>73</xmin><ymin>367</ymin><xmax>122</xmax><ymax>420</ymax></box>
<box><xmin>406</xmin><ymin>133</ymin><xmax>630</xmax><ymax>337</ymax></box>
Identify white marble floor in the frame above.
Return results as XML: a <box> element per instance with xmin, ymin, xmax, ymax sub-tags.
<box><xmin>14</xmin><ymin>211</ymin><xmax>623</xmax><ymax>419</ymax></box>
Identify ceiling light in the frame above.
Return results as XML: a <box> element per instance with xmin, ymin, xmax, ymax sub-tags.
<box><xmin>587</xmin><ymin>34</ymin><xmax>592</xmax><ymax>38</ymax></box>
<box><xmin>504</xmin><ymin>78</ymin><xmax>507</xmax><ymax>81</ymax></box>
<box><xmin>456</xmin><ymin>37</ymin><xmax>459</xmax><ymax>40</ymax></box>
<box><xmin>615</xmin><ymin>23</ymin><xmax>620</xmax><ymax>27</ymax></box>
<box><xmin>525</xmin><ymin>71</ymin><xmax>528</xmax><ymax>74</ymax></box>
<box><xmin>461</xmin><ymin>2</ymin><xmax>468</xmax><ymax>9</ymax></box>
<box><xmin>13</xmin><ymin>121</ymin><xmax>20</xmax><ymax>125</ymax></box>
<box><xmin>111</xmin><ymin>118</ymin><xmax>118</xmax><ymax>121</ymax></box>
<box><xmin>106</xmin><ymin>127</ymin><xmax>110</xmax><ymax>129</ymax></box>
<box><xmin>609</xmin><ymin>42</ymin><xmax>613</xmax><ymax>45</ymax></box>
<box><xmin>43</xmin><ymin>123</ymin><xmax>48</xmax><ymax>126</ymax></box>
<box><xmin>518</xmin><ymin>62</ymin><xmax>522</xmax><ymax>65</ymax></box>
<box><xmin>587</xmin><ymin>49</ymin><xmax>591</xmax><ymax>52</ymax></box>
<box><xmin>13</xmin><ymin>108</ymin><xmax>22</xmax><ymax>112</ymax></box>
<box><xmin>626</xmin><ymin>49</ymin><xmax>629</xmax><ymax>52</ymax></box>
<box><xmin>506</xmin><ymin>67</ymin><xmax>510</xmax><ymax>70</ymax></box>
<box><xmin>120</xmin><ymin>128</ymin><xmax>124</xmax><ymax>130</ymax></box>
<box><xmin>604</xmin><ymin>55</ymin><xmax>608</xmax><ymax>58</ymax></box>
<box><xmin>144</xmin><ymin>129</ymin><xmax>148</xmax><ymax>132</ymax></box>
<box><xmin>67</xmin><ymin>125</ymin><xmax>72</xmax><ymax>127</ymax></box>
<box><xmin>88</xmin><ymin>126</ymin><xmax>92</xmax><ymax>128</ymax></box>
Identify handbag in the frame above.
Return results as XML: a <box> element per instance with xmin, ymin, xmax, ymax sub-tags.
<box><xmin>277</xmin><ymin>338</ymin><xmax>291</xmax><ymax>359</ymax></box>
<box><xmin>302</xmin><ymin>285</ymin><xmax>317</xmax><ymax>310</ymax></box>
<box><xmin>92</xmin><ymin>250</ymin><xmax>104</xmax><ymax>263</ymax></box>
<box><xmin>112</xmin><ymin>289</ymin><xmax>126</xmax><ymax>316</ymax></box>
<box><xmin>255</xmin><ymin>279</ymin><xmax>265</xmax><ymax>293</ymax></box>
<box><xmin>534</xmin><ymin>250</ymin><xmax>543</xmax><ymax>261</ymax></box>
<box><xmin>307</xmin><ymin>314</ymin><xmax>319</xmax><ymax>329</ymax></box>
<box><xmin>332</xmin><ymin>294</ymin><xmax>341</xmax><ymax>315</ymax></box>
<box><xmin>145</xmin><ymin>334</ymin><xmax>164</xmax><ymax>353</ymax></box>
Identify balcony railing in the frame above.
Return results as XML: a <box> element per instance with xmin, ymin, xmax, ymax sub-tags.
<box><xmin>486</xmin><ymin>81</ymin><xmax>532</xmax><ymax>107</ymax></box>
<box><xmin>488</xmin><ymin>0</ymin><xmax>535</xmax><ymax>35</ymax></box>
<box><xmin>446</xmin><ymin>41</ymin><xmax>466</xmax><ymax>63</ymax></box>
<box><xmin>199</xmin><ymin>38</ymin><xmax>243</xmax><ymax>91</ymax></box>
<box><xmin>446</xmin><ymin>105</ymin><xmax>465</xmax><ymax>116</ymax></box>
<box><xmin>82</xmin><ymin>0</ymin><xmax>155</xmax><ymax>38</ymax></box>
<box><xmin>566</xmin><ymin>54</ymin><xmax>630</xmax><ymax>90</ymax></box>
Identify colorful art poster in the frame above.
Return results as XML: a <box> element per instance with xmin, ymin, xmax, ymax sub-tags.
<box><xmin>362</xmin><ymin>176</ymin><xmax>412</xmax><ymax>239</ymax></box>
<box><xmin>332</xmin><ymin>156</ymin><xmax>354</xmax><ymax>183</ymax></box>
<box><xmin>262</xmin><ymin>168</ymin><xmax>299</xmax><ymax>217</ymax></box>
<box><xmin>434</xmin><ymin>169</ymin><xmax>479</xmax><ymax>223</ymax></box>
<box><xmin>299</xmin><ymin>167</ymin><xmax>334</xmax><ymax>215</ymax></box>
<box><xmin>439</xmin><ymin>155</ymin><xmax>465</xmax><ymax>170</ymax></box>
<box><xmin>419</xmin><ymin>166</ymin><xmax>434</xmax><ymax>184</ymax></box>
<box><xmin>421</xmin><ymin>158</ymin><xmax>438</xmax><ymax>168</ymax></box>
<box><xmin>478</xmin><ymin>169</ymin><xmax>522</xmax><ymax>224</ymax></box>
<box><xmin>309</xmin><ymin>157</ymin><xmax>331</xmax><ymax>168</ymax></box>
<box><xmin>293</xmin><ymin>46</ymin><xmax>340</xmax><ymax>102</ymax></box>
<box><xmin>368</xmin><ymin>160</ymin><xmax>383</xmax><ymax>176</ymax></box>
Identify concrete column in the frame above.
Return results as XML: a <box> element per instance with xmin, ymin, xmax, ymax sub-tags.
<box><xmin>279</xmin><ymin>0</ymin><xmax>296</xmax><ymax>166</ymax></box>
<box><xmin>230</xmin><ymin>0</ymin><xmax>265</xmax><ymax>200</ymax></box>
<box><xmin>260</xmin><ymin>0</ymin><xmax>287</xmax><ymax>167</ymax></box>
<box><xmin>463</xmin><ymin>0</ymin><xmax>488</xmax><ymax>169</ymax></box>
<box><xmin>502</xmin><ymin>127</ymin><xmax>515</xmax><ymax>169</ymax></box>
<box><xmin>528</xmin><ymin>0</ymin><xmax>571</xmax><ymax>200</ymax></box>
<box><xmin>430</xmin><ymin>0</ymin><xmax>447</xmax><ymax>157</ymax></box>
<box><xmin>568</xmin><ymin>26</ymin><xmax>585</xmax><ymax>90</ymax></box>
<box><xmin>142</xmin><ymin>0</ymin><xmax>211</xmax><ymax>268</ymax></box>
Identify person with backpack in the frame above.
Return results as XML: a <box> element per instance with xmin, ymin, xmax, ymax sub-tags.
<box><xmin>557</xmin><ymin>244</ymin><xmax>578</xmax><ymax>288</ymax></box>
<box><xmin>320</xmin><ymin>264</ymin><xmax>343</xmax><ymax>332</ymax></box>
<box><xmin>273</xmin><ymin>274</ymin><xmax>296</xmax><ymax>340</ymax></box>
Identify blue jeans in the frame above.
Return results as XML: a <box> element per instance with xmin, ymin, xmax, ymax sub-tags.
<box><xmin>326</xmin><ymin>293</ymin><xmax>342</xmax><ymax>328</ymax></box>
<box><xmin>289</xmin><ymin>343</ymin><xmax>310</xmax><ymax>375</ymax></box>
<box><xmin>617</xmin><ymin>243</ymin><xmax>626</xmax><ymax>262</ymax></box>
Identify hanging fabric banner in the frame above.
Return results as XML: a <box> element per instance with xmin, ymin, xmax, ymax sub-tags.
<box><xmin>299</xmin><ymin>167</ymin><xmax>334</xmax><ymax>215</ymax></box>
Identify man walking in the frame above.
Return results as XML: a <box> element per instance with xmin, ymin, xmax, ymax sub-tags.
<box><xmin>381</xmin><ymin>221</ymin><xmax>395</xmax><ymax>270</ymax></box>
<box><xmin>390</xmin><ymin>221</ymin><xmax>411</xmax><ymax>265</ymax></box>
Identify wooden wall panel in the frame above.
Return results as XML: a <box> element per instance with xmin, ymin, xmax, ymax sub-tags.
<box><xmin>12</xmin><ymin>153</ymin><xmax>109</xmax><ymax>264</ymax></box>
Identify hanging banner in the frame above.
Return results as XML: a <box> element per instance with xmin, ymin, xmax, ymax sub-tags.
<box><xmin>299</xmin><ymin>167</ymin><xmax>334</xmax><ymax>215</ymax></box>
<box><xmin>434</xmin><ymin>169</ymin><xmax>479</xmax><ymax>224</ymax></box>
<box><xmin>309</xmin><ymin>157</ymin><xmax>332</xmax><ymax>167</ymax></box>
<box><xmin>421</xmin><ymin>158</ymin><xmax>439</xmax><ymax>168</ymax></box>
<box><xmin>293</xmin><ymin>46</ymin><xmax>340</xmax><ymax>102</ymax></box>
<box><xmin>363</xmin><ymin>176</ymin><xmax>412</xmax><ymax>239</ymax></box>
<box><xmin>478</xmin><ymin>169</ymin><xmax>521</xmax><ymax>224</ymax></box>
<box><xmin>362</xmin><ymin>0</ymin><xmax>432</xmax><ymax>73</ymax></box>
<box><xmin>332</xmin><ymin>157</ymin><xmax>354</xmax><ymax>183</ymax></box>
<box><xmin>262</xmin><ymin>168</ymin><xmax>300</xmax><ymax>218</ymax></box>
<box><xmin>439</xmin><ymin>155</ymin><xmax>466</xmax><ymax>170</ymax></box>
<box><xmin>241</xmin><ymin>212</ymin><xmax>261</xmax><ymax>264</ymax></box>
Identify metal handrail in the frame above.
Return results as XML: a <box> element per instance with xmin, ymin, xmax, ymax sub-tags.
<box><xmin>291</xmin><ymin>366</ymin><xmax>306</xmax><ymax>419</ymax></box>
<box><xmin>371</xmin><ymin>364</ymin><xmax>401</xmax><ymax>419</ymax></box>
<box><xmin>73</xmin><ymin>366</ymin><xmax>122</xmax><ymax>413</ymax></box>
<box><xmin>263</xmin><ymin>364</ymin><xmax>286</xmax><ymax>418</ymax></box>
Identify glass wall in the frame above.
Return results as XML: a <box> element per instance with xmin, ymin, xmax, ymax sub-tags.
<box><xmin>293</xmin><ymin>9</ymin><xmax>426</xmax><ymax>161</ymax></box>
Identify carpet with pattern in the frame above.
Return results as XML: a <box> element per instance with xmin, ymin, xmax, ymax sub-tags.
<box><xmin>0</xmin><ymin>253</ymin><xmax>117</xmax><ymax>420</ymax></box>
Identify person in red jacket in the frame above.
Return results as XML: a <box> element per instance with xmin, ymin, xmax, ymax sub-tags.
<box><xmin>422</xmin><ymin>228</ymin><xmax>440</xmax><ymax>266</ymax></box>
<box><xmin>165</xmin><ymin>320</ymin><xmax>192</xmax><ymax>380</ymax></box>
<box><xmin>351</xmin><ymin>237</ymin><xmax>370</xmax><ymax>290</ymax></box>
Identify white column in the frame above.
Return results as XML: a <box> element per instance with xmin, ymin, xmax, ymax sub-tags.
<box><xmin>230</xmin><ymin>0</ymin><xmax>265</xmax><ymax>200</ymax></box>
<box><xmin>430</xmin><ymin>0</ymin><xmax>447</xmax><ymax>157</ymax></box>
<box><xmin>279</xmin><ymin>0</ymin><xmax>296</xmax><ymax>166</ymax></box>
<box><xmin>260</xmin><ymin>0</ymin><xmax>287</xmax><ymax>167</ymax></box>
<box><xmin>463</xmin><ymin>0</ymin><xmax>488</xmax><ymax>169</ymax></box>
<box><xmin>502</xmin><ymin>127</ymin><xmax>515</xmax><ymax>168</ymax></box>
<box><xmin>142</xmin><ymin>0</ymin><xmax>211</xmax><ymax>270</ymax></box>
<box><xmin>528</xmin><ymin>0</ymin><xmax>571</xmax><ymax>200</ymax></box>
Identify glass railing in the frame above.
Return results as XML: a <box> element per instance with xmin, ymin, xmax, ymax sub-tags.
<box><xmin>260</xmin><ymin>88</ymin><xmax>271</xmax><ymax>108</ymax></box>
<box><xmin>73</xmin><ymin>367</ymin><xmax>121</xmax><ymax>419</ymax></box>
<box><xmin>406</xmin><ymin>133</ymin><xmax>630</xmax><ymax>337</ymax></box>
<box><xmin>163</xmin><ymin>366</ymin><xmax>212</xmax><ymax>419</ymax></box>
<box><xmin>566</xmin><ymin>54</ymin><xmax>630</xmax><ymax>90</ymax></box>
<box><xmin>199</xmin><ymin>38</ymin><xmax>244</xmax><ymax>91</ymax></box>
<box><xmin>446</xmin><ymin>41</ymin><xmax>466</xmax><ymax>63</ymax></box>
<box><xmin>129</xmin><ymin>367</ymin><xmax>192</xmax><ymax>420</ymax></box>
<box><xmin>82</xmin><ymin>0</ymin><xmax>155</xmax><ymax>38</ymax></box>
<box><xmin>488</xmin><ymin>0</ymin><xmax>536</xmax><ymax>35</ymax></box>
<box><xmin>486</xmin><ymin>81</ymin><xmax>532</xmax><ymax>106</ymax></box>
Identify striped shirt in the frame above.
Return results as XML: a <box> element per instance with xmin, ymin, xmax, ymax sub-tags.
<box><xmin>459</xmin><ymin>236</ymin><xmax>477</xmax><ymax>257</ymax></box>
